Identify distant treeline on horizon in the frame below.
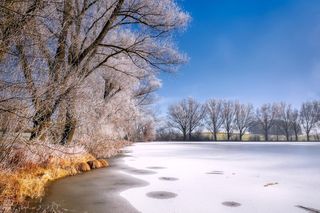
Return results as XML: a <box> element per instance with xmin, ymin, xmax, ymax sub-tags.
<box><xmin>156</xmin><ymin>98</ymin><xmax>320</xmax><ymax>142</ymax></box>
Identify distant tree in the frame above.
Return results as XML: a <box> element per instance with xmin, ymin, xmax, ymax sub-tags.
<box><xmin>221</xmin><ymin>100</ymin><xmax>235</xmax><ymax>141</ymax></box>
<box><xmin>300</xmin><ymin>101</ymin><xmax>320</xmax><ymax>141</ymax></box>
<box><xmin>256</xmin><ymin>103</ymin><xmax>278</xmax><ymax>141</ymax></box>
<box><xmin>205</xmin><ymin>99</ymin><xmax>223</xmax><ymax>141</ymax></box>
<box><xmin>291</xmin><ymin>109</ymin><xmax>301</xmax><ymax>141</ymax></box>
<box><xmin>186</xmin><ymin>98</ymin><xmax>206</xmax><ymax>140</ymax></box>
<box><xmin>234</xmin><ymin>102</ymin><xmax>254</xmax><ymax>141</ymax></box>
<box><xmin>278</xmin><ymin>103</ymin><xmax>295</xmax><ymax>141</ymax></box>
<box><xmin>168</xmin><ymin>100</ymin><xmax>189</xmax><ymax>141</ymax></box>
<box><xmin>167</xmin><ymin>98</ymin><xmax>205</xmax><ymax>141</ymax></box>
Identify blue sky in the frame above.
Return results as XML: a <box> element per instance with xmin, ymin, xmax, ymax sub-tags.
<box><xmin>157</xmin><ymin>0</ymin><xmax>320</xmax><ymax>112</ymax></box>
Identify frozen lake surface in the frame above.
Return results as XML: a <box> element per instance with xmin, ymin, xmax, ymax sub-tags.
<box><xmin>42</xmin><ymin>142</ymin><xmax>320</xmax><ymax>213</ymax></box>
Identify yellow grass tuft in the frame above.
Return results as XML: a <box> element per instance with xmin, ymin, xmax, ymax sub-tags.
<box><xmin>0</xmin><ymin>153</ymin><xmax>95</xmax><ymax>205</ymax></box>
<box><xmin>87</xmin><ymin>160</ymin><xmax>102</xmax><ymax>169</ymax></box>
<box><xmin>98</xmin><ymin>159</ymin><xmax>109</xmax><ymax>167</ymax></box>
<box><xmin>77</xmin><ymin>162</ymin><xmax>91</xmax><ymax>172</ymax></box>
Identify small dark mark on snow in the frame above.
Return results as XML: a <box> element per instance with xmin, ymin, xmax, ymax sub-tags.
<box><xmin>264</xmin><ymin>182</ymin><xmax>278</xmax><ymax>187</ymax></box>
<box><xmin>146</xmin><ymin>166</ymin><xmax>166</xmax><ymax>170</ymax></box>
<box><xmin>206</xmin><ymin>171</ymin><xmax>224</xmax><ymax>175</ymax></box>
<box><xmin>159</xmin><ymin>177</ymin><xmax>179</xmax><ymax>181</ymax></box>
<box><xmin>146</xmin><ymin>191</ymin><xmax>177</xmax><ymax>199</ymax></box>
<box><xmin>222</xmin><ymin>201</ymin><xmax>241</xmax><ymax>207</ymax></box>
<box><xmin>296</xmin><ymin>205</ymin><xmax>320</xmax><ymax>213</ymax></box>
<box><xmin>124</xmin><ymin>168</ymin><xmax>157</xmax><ymax>175</ymax></box>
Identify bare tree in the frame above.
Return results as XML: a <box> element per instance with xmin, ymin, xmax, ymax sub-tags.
<box><xmin>234</xmin><ymin>102</ymin><xmax>254</xmax><ymax>141</ymax></box>
<box><xmin>221</xmin><ymin>100</ymin><xmax>235</xmax><ymax>141</ymax></box>
<box><xmin>278</xmin><ymin>103</ymin><xmax>294</xmax><ymax>141</ymax></box>
<box><xmin>167</xmin><ymin>99</ymin><xmax>189</xmax><ymax>141</ymax></box>
<box><xmin>291</xmin><ymin>109</ymin><xmax>301</xmax><ymax>141</ymax></box>
<box><xmin>205</xmin><ymin>99</ymin><xmax>223</xmax><ymax>141</ymax></box>
<box><xmin>300</xmin><ymin>101</ymin><xmax>320</xmax><ymax>141</ymax></box>
<box><xmin>256</xmin><ymin>103</ymin><xmax>278</xmax><ymax>141</ymax></box>
<box><xmin>167</xmin><ymin>98</ymin><xmax>205</xmax><ymax>141</ymax></box>
<box><xmin>186</xmin><ymin>98</ymin><xmax>205</xmax><ymax>140</ymax></box>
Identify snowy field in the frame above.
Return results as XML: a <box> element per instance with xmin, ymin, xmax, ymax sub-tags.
<box><xmin>120</xmin><ymin>142</ymin><xmax>320</xmax><ymax>213</ymax></box>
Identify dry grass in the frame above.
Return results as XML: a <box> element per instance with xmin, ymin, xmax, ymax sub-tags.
<box><xmin>0</xmin><ymin>153</ymin><xmax>95</xmax><ymax>207</ymax></box>
<box><xmin>0</xmin><ymin>139</ymin><xmax>131</xmax><ymax>211</ymax></box>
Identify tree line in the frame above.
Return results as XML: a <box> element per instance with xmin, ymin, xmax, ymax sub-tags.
<box><xmin>158</xmin><ymin>98</ymin><xmax>320</xmax><ymax>141</ymax></box>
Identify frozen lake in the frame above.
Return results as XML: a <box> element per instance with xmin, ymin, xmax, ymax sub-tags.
<box><xmin>41</xmin><ymin>142</ymin><xmax>320</xmax><ymax>213</ymax></box>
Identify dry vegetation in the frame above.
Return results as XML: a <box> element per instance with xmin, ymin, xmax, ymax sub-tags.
<box><xmin>0</xmin><ymin>139</ymin><xmax>130</xmax><ymax>211</ymax></box>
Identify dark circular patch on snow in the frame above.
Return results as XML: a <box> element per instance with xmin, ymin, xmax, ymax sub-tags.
<box><xmin>125</xmin><ymin>168</ymin><xmax>157</xmax><ymax>175</ymax></box>
<box><xmin>206</xmin><ymin>171</ymin><xmax>224</xmax><ymax>175</ymax></box>
<box><xmin>159</xmin><ymin>177</ymin><xmax>179</xmax><ymax>181</ymax></box>
<box><xmin>146</xmin><ymin>166</ymin><xmax>167</xmax><ymax>170</ymax></box>
<box><xmin>222</xmin><ymin>201</ymin><xmax>241</xmax><ymax>207</ymax></box>
<box><xmin>146</xmin><ymin>191</ymin><xmax>177</xmax><ymax>199</ymax></box>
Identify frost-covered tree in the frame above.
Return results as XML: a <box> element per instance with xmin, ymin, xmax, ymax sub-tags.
<box><xmin>0</xmin><ymin>0</ymin><xmax>190</xmax><ymax>144</ymax></box>
<box><xmin>291</xmin><ymin>109</ymin><xmax>301</xmax><ymax>141</ymax></box>
<box><xmin>186</xmin><ymin>98</ymin><xmax>206</xmax><ymax>140</ymax></box>
<box><xmin>256</xmin><ymin>103</ymin><xmax>278</xmax><ymax>141</ymax></box>
<box><xmin>168</xmin><ymin>100</ymin><xmax>189</xmax><ymax>141</ymax></box>
<box><xmin>234</xmin><ymin>102</ymin><xmax>254</xmax><ymax>141</ymax></box>
<box><xmin>300</xmin><ymin>101</ymin><xmax>320</xmax><ymax>141</ymax></box>
<box><xmin>205</xmin><ymin>99</ymin><xmax>223</xmax><ymax>141</ymax></box>
<box><xmin>221</xmin><ymin>100</ymin><xmax>235</xmax><ymax>141</ymax></box>
<box><xmin>278</xmin><ymin>103</ymin><xmax>296</xmax><ymax>141</ymax></box>
<box><xmin>168</xmin><ymin>98</ymin><xmax>205</xmax><ymax>141</ymax></box>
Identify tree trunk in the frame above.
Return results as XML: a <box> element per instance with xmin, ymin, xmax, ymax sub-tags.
<box><xmin>306</xmin><ymin>132</ymin><xmax>310</xmax><ymax>141</ymax></box>
<box><xmin>183</xmin><ymin>129</ymin><xmax>187</xmax><ymax>141</ymax></box>
<box><xmin>30</xmin><ymin>109</ymin><xmax>52</xmax><ymax>140</ymax></box>
<box><xmin>213</xmin><ymin>132</ymin><xmax>217</xmax><ymax>141</ymax></box>
<box><xmin>286</xmin><ymin>132</ymin><xmax>289</xmax><ymax>141</ymax></box>
<box><xmin>264</xmin><ymin>130</ymin><xmax>268</xmax><ymax>141</ymax></box>
<box><xmin>60</xmin><ymin>111</ymin><xmax>76</xmax><ymax>145</ymax></box>
<box><xmin>60</xmin><ymin>99</ymin><xmax>76</xmax><ymax>145</ymax></box>
<box><xmin>295</xmin><ymin>132</ymin><xmax>298</xmax><ymax>141</ymax></box>
<box><xmin>239</xmin><ymin>131</ymin><xmax>243</xmax><ymax>141</ymax></box>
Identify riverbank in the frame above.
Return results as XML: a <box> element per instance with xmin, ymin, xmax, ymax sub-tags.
<box><xmin>37</xmin><ymin>154</ymin><xmax>146</xmax><ymax>213</ymax></box>
<box><xmin>0</xmin><ymin>140</ymin><xmax>131</xmax><ymax>212</ymax></box>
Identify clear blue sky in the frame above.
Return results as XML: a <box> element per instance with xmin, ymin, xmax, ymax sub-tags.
<box><xmin>157</xmin><ymin>0</ymin><xmax>320</xmax><ymax>112</ymax></box>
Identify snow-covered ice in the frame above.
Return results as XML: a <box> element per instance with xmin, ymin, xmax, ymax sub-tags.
<box><xmin>121</xmin><ymin>142</ymin><xmax>320</xmax><ymax>213</ymax></box>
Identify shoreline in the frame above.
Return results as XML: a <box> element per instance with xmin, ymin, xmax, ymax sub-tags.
<box><xmin>33</xmin><ymin>153</ymin><xmax>146</xmax><ymax>213</ymax></box>
<box><xmin>0</xmin><ymin>140</ymin><xmax>132</xmax><ymax>211</ymax></box>
<box><xmin>23</xmin><ymin>142</ymin><xmax>320</xmax><ymax>213</ymax></box>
